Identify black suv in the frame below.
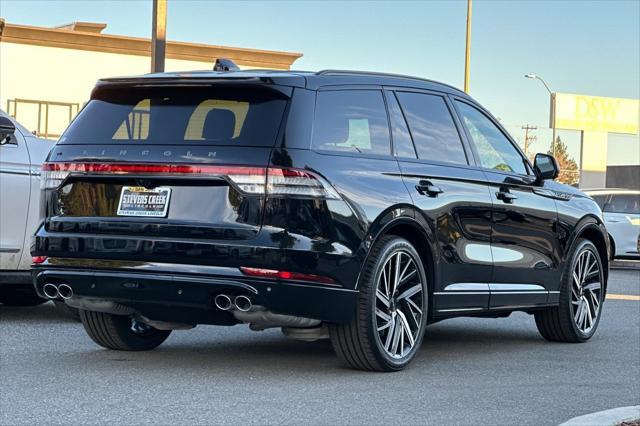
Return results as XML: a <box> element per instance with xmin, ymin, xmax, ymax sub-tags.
<box><xmin>32</xmin><ymin>69</ymin><xmax>609</xmax><ymax>371</ymax></box>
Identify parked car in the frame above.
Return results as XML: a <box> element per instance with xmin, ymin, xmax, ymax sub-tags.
<box><xmin>31</xmin><ymin>69</ymin><xmax>609</xmax><ymax>371</ymax></box>
<box><xmin>0</xmin><ymin>110</ymin><xmax>55</xmax><ymax>305</ymax></box>
<box><xmin>585</xmin><ymin>189</ymin><xmax>640</xmax><ymax>260</ymax></box>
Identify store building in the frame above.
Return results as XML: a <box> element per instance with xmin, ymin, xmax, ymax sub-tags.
<box><xmin>0</xmin><ymin>19</ymin><xmax>302</xmax><ymax>139</ymax></box>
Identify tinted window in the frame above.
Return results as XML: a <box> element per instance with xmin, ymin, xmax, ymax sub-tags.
<box><xmin>604</xmin><ymin>194</ymin><xmax>640</xmax><ymax>214</ymax></box>
<box><xmin>386</xmin><ymin>92</ymin><xmax>416</xmax><ymax>158</ymax></box>
<box><xmin>590</xmin><ymin>194</ymin><xmax>608</xmax><ymax>209</ymax></box>
<box><xmin>60</xmin><ymin>86</ymin><xmax>287</xmax><ymax>146</ymax></box>
<box><xmin>312</xmin><ymin>90</ymin><xmax>390</xmax><ymax>155</ymax></box>
<box><xmin>455</xmin><ymin>101</ymin><xmax>527</xmax><ymax>175</ymax></box>
<box><xmin>396</xmin><ymin>92</ymin><xmax>467</xmax><ymax>165</ymax></box>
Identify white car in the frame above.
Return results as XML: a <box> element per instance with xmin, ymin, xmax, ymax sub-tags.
<box><xmin>0</xmin><ymin>110</ymin><xmax>55</xmax><ymax>305</ymax></box>
<box><xmin>585</xmin><ymin>188</ymin><xmax>640</xmax><ymax>260</ymax></box>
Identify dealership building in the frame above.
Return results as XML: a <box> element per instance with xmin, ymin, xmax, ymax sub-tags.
<box><xmin>0</xmin><ymin>19</ymin><xmax>302</xmax><ymax>139</ymax></box>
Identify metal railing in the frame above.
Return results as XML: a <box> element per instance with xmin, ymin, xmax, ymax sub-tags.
<box><xmin>6</xmin><ymin>98</ymin><xmax>80</xmax><ymax>139</ymax></box>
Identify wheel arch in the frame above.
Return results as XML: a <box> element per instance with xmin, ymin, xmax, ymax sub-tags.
<box><xmin>357</xmin><ymin>207</ymin><xmax>437</xmax><ymax>300</ymax></box>
<box><xmin>571</xmin><ymin>216</ymin><xmax>610</xmax><ymax>288</ymax></box>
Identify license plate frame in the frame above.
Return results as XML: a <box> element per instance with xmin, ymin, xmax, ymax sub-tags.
<box><xmin>117</xmin><ymin>186</ymin><xmax>172</xmax><ymax>218</ymax></box>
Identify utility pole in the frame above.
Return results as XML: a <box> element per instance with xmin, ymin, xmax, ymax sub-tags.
<box><xmin>464</xmin><ymin>0</ymin><xmax>472</xmax><ymax>93</ymax></box>
<box><xmin>151</xmin><ymin>0</ymin><xmax>167</xmax><ymax>73</ymax></box>
<box><xmin>522</xmin><ymin>124</ymin><xmax>537</xmax><ymax>156</ymax></box>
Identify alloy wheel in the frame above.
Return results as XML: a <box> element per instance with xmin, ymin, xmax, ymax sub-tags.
<box><xmin>375</xmin><ymin>250</ymin><xmax>424</xmax><ymax>359</ymax></box>
<box><xmin>571</xmin><ymin>248</ymin><xmax>602</xmax><ymax>334</ymax></box>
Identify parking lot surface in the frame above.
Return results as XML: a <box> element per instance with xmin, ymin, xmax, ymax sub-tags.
<box><xmin>1</xmin><ymin>269</ymin><xmax>639</xmax><ymax>425</ymax></box>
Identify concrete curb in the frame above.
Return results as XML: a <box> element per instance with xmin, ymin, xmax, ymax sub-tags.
<box><xmin>559</xmin><ymin>405</ymin><xmax>640</xmax><ymax>426</ymax></box>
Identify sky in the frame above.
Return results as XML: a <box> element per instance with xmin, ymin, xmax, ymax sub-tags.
<box><xmin>1</xmin><ymin>0</ymin><xmax>639</xmax><ymax>165</ymax></box>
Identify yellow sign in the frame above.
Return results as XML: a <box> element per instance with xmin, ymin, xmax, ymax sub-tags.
<box><xmin>552</xmin><ymin>93</ymin><xmax>639</xmax><ymax>134</ymax></box>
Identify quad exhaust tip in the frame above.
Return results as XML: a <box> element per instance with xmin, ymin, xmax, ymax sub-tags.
<box><xmin>214</xmin><ymin>294</ymin><xmax>232</xmax><ymax>311</ymax></box>
<box><xmin>234</xmin><ymin>295</ymin><xmax>252</xmax><ymax>312</ymax></box>
<box><xmin>214</xmin><ymin>294</ymin><xmax>253</xmax><ymax>312</ymax></box>
<box><xmin>42</xmin><ymin>283</ymin><xmax>59</xmax><ymax>299</ymax></box>
<box><xmin>57</xmin><ymin>284</ymin><xmax>73</xmax><ymax>300</ymax></box>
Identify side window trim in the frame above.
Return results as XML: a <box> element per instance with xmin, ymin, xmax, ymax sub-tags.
<box><xmin>451</xmin><ymin>96</ymin><xmax>533</xmax><ymax>177</ymax></box>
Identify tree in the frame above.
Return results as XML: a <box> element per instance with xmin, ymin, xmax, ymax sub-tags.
<box><xmin>549</xmin><ymin>136</ymin><xmax>579</xmax><ymax>186</ymax></box>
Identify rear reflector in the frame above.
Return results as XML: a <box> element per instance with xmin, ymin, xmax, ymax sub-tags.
<box><xmin>41</xmin><ymin>162</ymin><xmax>339</xmax><ymax>199</ymax></box>
<box><xmin>240</xmin><ymin>267</ymin><xmax>336</xmax><ymax>285</ymax></box>
<box><xmin>32</xmin><ymin>256</ymin><xmax>48</xmax><ymax>264</ymax></box>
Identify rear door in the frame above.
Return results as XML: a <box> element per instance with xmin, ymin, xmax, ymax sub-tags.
<box><xmin>42</xmin><ymin>84</ymin><xmax>290</xmax><ymax>260</ymax></box>
<box><xmin>390</xmin><ymin>90</ymin><xmax>494</xmax><ymax>315</ymax></box>
<box><xmin>453</xmin><ymin>98</ymin><xmax>561</xmax><ymax>309</ymax></box>
<box><xmin>0</xmin><ymin>123</ymin><xmax>31</xmax><ymax>270</ymax></box>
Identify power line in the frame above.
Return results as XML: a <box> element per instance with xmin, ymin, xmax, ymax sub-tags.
<box><xmin>522</xmin><ymin>125</ymin><xmax>537</xmax><ymax>156</ymax></box>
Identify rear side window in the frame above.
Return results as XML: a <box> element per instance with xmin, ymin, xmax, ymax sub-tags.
<box><xmin>396</xmin><ymin>92</ymin><xmax>468</xmax><ymax>165</ymax></box>
<box><xmin>312</xmin><ymin>90</ymin><xmax>390</xmax><ymax>156</ymax></box>
<box><xmin>455</xmin><ymin>101</ymin><xmax>528</xmax><ymax>175</ymax></box>
<box><xmin>59</xmin><ymin>86</ymin><xmax>288</xmax><ymax>146</ymax></box>
<box><xmin>604</xmin><ymin>194</ymin><xmax>640</xmax><ymax>214</ymax></box>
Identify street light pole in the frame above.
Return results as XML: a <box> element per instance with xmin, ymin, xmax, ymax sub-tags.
<box><xmin>525</xmin><ymin>73</ymin><xmax>557</xmax><ymax>157</ymax></box>
<box><xmin>464</xmin><ymin>0</ymin><xmax>472</xmax><ymax>93</ymax></box>
<box><xmin>151</xmin><ymin>0</ymin><xmax>167</xmax><ymax>73</ymax></box>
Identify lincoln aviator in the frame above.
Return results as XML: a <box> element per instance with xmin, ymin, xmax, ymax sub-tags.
<box><xmin>32</xmin><ymin>69</ymin><xmax>609</xmax><ymax>371</ymax></box>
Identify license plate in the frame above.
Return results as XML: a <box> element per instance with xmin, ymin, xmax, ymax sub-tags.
<box><xmin>117</xmin><ymin>186</ymin><xmax>171</xmax><ymax>218</ymax></box>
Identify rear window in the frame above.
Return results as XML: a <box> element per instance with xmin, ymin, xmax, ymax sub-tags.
<box><xmin>59</xmin><ymin>86</ymin><xmax>288</xmax><ymax>146</ymax></box>
<box><xmin>604</xmin><ymin>194</ymin><xmax>640</xmax><ymax>214</ymax></box>
<box><xmin>312</xmin><ymin>90</ymin><xmax>390</xmax><ymax>156</ymax></box>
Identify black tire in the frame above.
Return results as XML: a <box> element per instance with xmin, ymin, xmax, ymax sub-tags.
<box><xmin>535</xmin><ymin>239</ymin><xmax>604</xmax><ymax>343</ymax></box>
<box><xmin>79</xmin><ymin>310</ymin><xmax>171</xmax><ymax>351</ymax></box>
<box><xmin>329</xmin><ymin>236</ymin><xmax>429</xmax><ymax>371</ymax></box>
<box><xmin>53</xmin><ymin>301</ymin><xmax>81</xmax><ymax>321</ymax></box>
<box><xmin>608</xmin><ymin>235</ymin><xmax>615</xmax><ymax>261</ymax></box>
<box><xmin>0</xmin><ymin>285</ymin><xmax>47</xmax><ymax>306</ymax></box>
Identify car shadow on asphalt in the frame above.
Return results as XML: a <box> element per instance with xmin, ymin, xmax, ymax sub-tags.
<box><xmin>2</xmin><ymin>304</ymin><xmax>550</xmax><ymax>374</ymax></box>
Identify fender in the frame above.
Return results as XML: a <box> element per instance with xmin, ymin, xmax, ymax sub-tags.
<box><xmin>561</xmin><ymin>213</ymin><xmax>610</xmax><ymax>285</ymax></box>
<box><xmin>353</xmin><ymin>204</ymin><xmax>436</xmax><ymax>290</ymax></box>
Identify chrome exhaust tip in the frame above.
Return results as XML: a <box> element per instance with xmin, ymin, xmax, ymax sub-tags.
<box><xmin>214</xmin><ymin>294</ymin><xmax>232</xmax><ymax>311</ymax></box>
<box><xmin>57</xmin><ymin>284</ymin><xmax>73</xmax><ymax>300</ymax></box>
<box><xmin>234</xmin><ymin>295</ymin><xmax>252</xmax><ymax>312</ymax></box>
<box><xmin>42</xmin><ymin>283</ymin><xmax>59</xmax><ymax>299</ymax></box>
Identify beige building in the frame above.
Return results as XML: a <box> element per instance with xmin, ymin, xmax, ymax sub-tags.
<box><xmin>0</xmin><ymin>19</ymin><xmax>302</xmax><ymax>139</ymax></box>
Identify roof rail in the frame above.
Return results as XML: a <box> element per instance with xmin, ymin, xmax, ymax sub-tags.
<box><xmin>315</xmin><ymin>69</ymin><xmax>463</xmax><ymax>93</ymax></box>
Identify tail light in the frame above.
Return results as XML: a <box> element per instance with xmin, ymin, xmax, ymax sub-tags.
<box><xmin>240</xmin><ymin>267</ymin><xmax>336</xmax><ymax>285</ymax></box>
<box><xmin>40</xmin><ymin>162</ymin><xmax>339</xmax><ymax>199</ymax></box>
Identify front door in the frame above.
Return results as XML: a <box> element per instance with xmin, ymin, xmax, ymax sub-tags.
<box><xmin>453</xmin><ymin>99</ymin><xmax>561</xmax><ymax>309</ymax></box>
<box><xmin>0</xmin><ymin>125</ymin><xmax>31</xmax><ymax>270</ymax></box>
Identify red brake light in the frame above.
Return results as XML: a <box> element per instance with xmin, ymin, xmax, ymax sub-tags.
<box><xmin>32</xmin><ymin>256</ymin><xmax>48</xmax><ymax>264</ymax></box>
<box><xmin>240</xmin><ymin>267</ymin><xmax>336</xmax><ymax>285</ymax></box>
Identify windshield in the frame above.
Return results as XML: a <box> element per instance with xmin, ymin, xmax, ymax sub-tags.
<box><xmin>60</xmin><ymin>85</ymin><xmax>288</xmax><ymax>146</ymax></box>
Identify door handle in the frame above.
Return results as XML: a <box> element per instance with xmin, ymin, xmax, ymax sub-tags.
<box><xmin>496</xmin><ymin>189</ymin><xmax>518</xmax><ymax>203</ymax></box>
<box><xmin>416</xmin><ymin>180</ymin><xmax>443</xmax><ymax>197</ymax></box>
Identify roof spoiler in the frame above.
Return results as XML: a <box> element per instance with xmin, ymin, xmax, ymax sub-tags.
<box><xmin>213</xmin><ymin>58</ymin><xmax>240</xmax><ymax>72</ymax></box>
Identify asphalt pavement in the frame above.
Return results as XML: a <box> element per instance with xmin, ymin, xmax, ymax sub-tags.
<box><xmin>1</xmin><ymin>269</ymin><xmax>638</xmax><ymax>425</ymax></box>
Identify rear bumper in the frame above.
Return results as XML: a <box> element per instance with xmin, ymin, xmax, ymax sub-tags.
<box><xmin>31</xmin><ymin>260</ymin><xmax>357</xmax><ymax>325</ymax></box>
<box><xmin>0</xmin><ymin>271</ymin><xmax>32</xmax><ymax>286</ymax></box>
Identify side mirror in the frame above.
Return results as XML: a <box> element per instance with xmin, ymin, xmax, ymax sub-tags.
<box><xmin>534</xmin><ymin>153</ymin><xmax>559</xmax><ymax>181</ymax></box>
<box><xmin>0</xmin><ymin>116</ymin><xmax>16</xmax><ymax>145</ymax></box>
